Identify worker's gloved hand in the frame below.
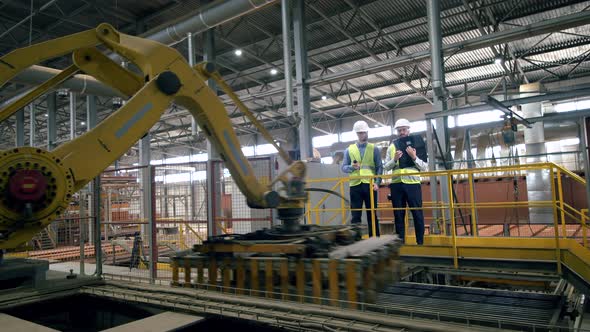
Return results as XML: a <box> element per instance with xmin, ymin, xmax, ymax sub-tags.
<box><xmin>373</xmin><ymin>183</ymin><xmax>379</xmax><ymax>191</ymax></box>
<box><xmin>352</xmin><ymin>160</ymin><xmax>360</xmax><ymax>170</ymax></box>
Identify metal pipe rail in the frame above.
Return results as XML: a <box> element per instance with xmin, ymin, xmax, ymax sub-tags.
<box><xmin>91</xmin><ymin>279</ymin><xmax>571</xmax><ymax>332</ymax></box>
<box><xmin>305</xmin><ymin>162</ymin><xmax>590</xmax><ymax>291</ymax></box>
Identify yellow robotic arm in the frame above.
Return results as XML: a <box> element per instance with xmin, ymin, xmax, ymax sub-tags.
<box><xmin>0</xmin><ymin>23</ymin><xmax>306</xmax><ymax>250</ymax></box>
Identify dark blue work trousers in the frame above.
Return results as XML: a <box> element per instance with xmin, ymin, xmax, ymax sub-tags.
<box><xmin>390</xmin><ymin>182</ymin><xmax>424</xmax><ymax>244</ymax></box>
<box><xmin>350</xmin><ymin>183</ymin><xmax>380</xmax><ymax>237</ymax></box>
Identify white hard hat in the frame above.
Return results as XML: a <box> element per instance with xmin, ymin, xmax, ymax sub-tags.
<box><xmin>394</xmin><ymin>118</ymin><xmax>411</xmax><ymax>129</ymax></box>
<box><xmin>353</xmin><ymin>120</ymin><xmax>369</xmax><ymax>133</ymax></box>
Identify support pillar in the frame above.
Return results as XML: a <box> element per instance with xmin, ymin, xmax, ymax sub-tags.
<box><xmin>187</xmin><ymin>32</ymin><xmax>199</xmax><ymax>136</ymax></box>
<box><xmin>29</xmin><ymin>104</ymin><xmax>35</xmax><ymax>146</ymax></box>
<box><xmin>521</xmin><ymin>82</ymin><xmax>552</xmax><ymax>224</ymax></box>
<box><xmin>47</xmin><ymin>92</ymin><xmax>57</xmax><ymax>150</ymax></box>
<box><xmin>583</xmin><ymin>117</ymin><xmax>590</xmax><ymax>217</ymax></box>
<box><xmin>15</xmin><ymin>109</ymin><xmax>24</xmax><ymax>147</ymax></box>
<box><xmin>203</xmin><ymin>18</ymin><xmax>223</xmax><ymax>237</ymax></box>
<box><xmin>85</xmin><ymin>95</ymin><xmax>101</xmax><ymax>275</ymax></box>
<box><xmin>293</xmin><ymin>0</ymin><xmax>312</xmax><ymax>160</ymax></box>
<box><xmin>69</xmin><ymin>92</ymin><xmax>76</xmax><ymax>140</ymax></box>
<box><xmin>282</xmin><ymin>0</ymin><xmax>294</xmax><ymax>117</ymax></box>
<box><xmin>79</xmin><ymin>186</ymin><xmax>86</xmax><ymax>275</ymax></box>
<box><xmin>139</xmin><ymin>134</ymin><xmax>156</xmax><ymax>281</ymax></box>
<box><xmin>427</xmin><ymin>0</ymin><xmax>450</xmax><ymax>233</ymax></box>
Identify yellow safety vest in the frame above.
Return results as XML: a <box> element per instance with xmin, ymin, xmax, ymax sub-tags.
<box><xmin>389</xmin><ymin>144</ymin><xmax>421</xmax><ymax>184</ymax></box>
<box><xmin>348</xmin><ymin>143</ymin><xmax>375</xmax><ymax>187</ymax></box>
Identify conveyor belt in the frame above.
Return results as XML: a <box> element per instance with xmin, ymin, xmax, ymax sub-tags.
<box><xmin>79</xmin><ymin>281</ymin><xmax>500</xmax><ymax>332</ymax></box>
<box><xmin>374</xmin><ymin>282</ymin><xmax>562</xmax><ymax>330</ymax></box>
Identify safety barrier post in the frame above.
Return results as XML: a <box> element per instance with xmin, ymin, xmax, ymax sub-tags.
<box><xmin>468</xmin><ymin>172</ymin><xmax>477</xmax><ymax>237</ymax></box>
<box><xmin>550</xmin><ymin>167</ymin><xmax>562</xmax><ymax>274</ymax></box>
<box><xmin>582</xmin><ymin>209</ymin><xmax>588</xmax><ymax>248</ymax></box>
<box><xmin>369</xmin><ymin>177</ymin><xmax>377</xmax><ymax>237</ymax></box>
<box><xmin>556</xmin><ymin>169</ymin><xmax>566</xmax><ymax>239</ymax></box>
<box><xmin>447</xmin><ymin>172</ymin><xmax>458</xmax><ymax>268</ymax></box>
<box><xmin>306</xmin><ymin>198</ymin><xmax>311</xmax><ymax>225</ymax></box>
<box><xmin>315</xmin><ymin>201</ymin><xmax>320</xmax><ymax>225</ymax></box>
<box><xmin>340</xmin><ymin>180</ymin><xmax>346</xmax><ymax>225</ymax></box>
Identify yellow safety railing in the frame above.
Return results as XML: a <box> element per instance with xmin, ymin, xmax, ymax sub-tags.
<box><xmin>306</xmin><ymin>162</ymin><xmax>590</xmax><ymax>269</ymax></box>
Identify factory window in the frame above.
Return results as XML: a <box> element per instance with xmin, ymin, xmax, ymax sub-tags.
<box><xmin>313</xmin><ymin>134</ymin><xmax>338</xmax><ymax>148</ymax></box>
<box><xmin>409</xmin><ymin>120</ymin><xmax>427</xmax><ymax>133</ymax></box>
<box><xmin>256</xmin><ymin>143</ymin><xmax>279</xmax><ymax>156</ymax></box>
<box><xmin>191</xmin><ymin>153</ymin><xmax>208</xmax><ymax>162</ymax></box>
<box><xmin>447</xmin><ymin>117</ymin><xmax>456</xmax><ymax>128</ymax></box>
<box><xmin>457</xmin><ymin>110</ymin><xmax>503</xmax><ymax>127</ymax></box>
<box><xmin>165</xmin><ymin>156</ymin><xmax>190</xmax><ymax>164</ymax></box>
<box><xmin>155</xmin><ymin>170</ymin><xmax>207</xmax><ymax>183</ymax></box>
<box><xmin>340</xmin><ymin>130</ymin><xmax>357</xmax><ymax>142</ymax></box>
<box><xmin>560</xmin><ymin>138</ymin><xmax>580</xmax><ymax>146</ymax></box>
<box><xmin>554</xmin><ymin>99</ymin><xmax>590</xmax><ymax>113</ymax></box>
<box><xmin>241</xmin><ymin>146</ymin><xmax>255</xmax><ymax>157</ymax></box>
<box><xmin>368</xmin><ymin>126</ymin><xmax>391</xmax><ymax>138</ymax></box>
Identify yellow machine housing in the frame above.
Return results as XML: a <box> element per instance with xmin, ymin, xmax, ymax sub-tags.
<box><xmin>0</xmin><ymin>23</ymin><xmax>307</xmax><ymax>250</ymax></box>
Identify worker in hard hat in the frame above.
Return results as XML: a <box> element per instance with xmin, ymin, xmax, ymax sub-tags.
<box><xmin>384</xmin><ymin>118</ymin><xmax>428</xmax><ymax>245</ymax></box>
<box><xmin>341</xmin><ymin>120</ymin><xmax>383</xmax><ymax>237</ymax></box>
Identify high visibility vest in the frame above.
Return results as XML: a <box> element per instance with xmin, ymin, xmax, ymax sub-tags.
<box><xmin>348</xmin><ymin>143</ymin><xmax>375</xmax><ymax>187</ymax></box>
<box><xmin>389</xmin><ymin>144</ymin><xmax>421</xmax><ymax>184</ymax></box>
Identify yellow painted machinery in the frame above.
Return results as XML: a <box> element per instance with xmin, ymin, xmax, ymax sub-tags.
<box><xmin>0</xmin><ymin>23</ymin><xmax>308</xmax><ymax>252</ymax></box>
<box><xmin>0</xmin><ymin>26</ymin><xmax>401</xmax><ymax>301</ymax></box>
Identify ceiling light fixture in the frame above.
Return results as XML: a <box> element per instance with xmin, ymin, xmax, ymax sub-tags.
<box><xmin>234</xmin><ymin>49</ymin><xmax>243</xmax><ymax>56</ymax></box>
<box><xmin>270</xmin><ymin>68</ymin><xmax>278</xmax><ymax>75</ymax></box>
<box><xmin>494</xmin><ymin>54</ymin><xmax>504</xmax><ymax>65</ymax></box>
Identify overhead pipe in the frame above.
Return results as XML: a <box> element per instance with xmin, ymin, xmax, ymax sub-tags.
<box><xmin>281</xmin><ymin>0</ymin><xmax>294</xmax><ymax>117</ymax></box>
<box><xmin>3</xmin><ymin>0</ymin><xmax>278</xmax><ymax>101</ymax></box>
<box><xmin>147</xmin><ymin>0</ymin><xmax>276</xmax><ymax>46</ymax></box>
<box><xmin>428</xmin><ymin>0</ymin><xmax>444</xmax><ymax>98</ymax></box>
<box><xmin>5</xmin><ymin>0</ymin><xmax>590</xmax><ymax>107</ymax></box>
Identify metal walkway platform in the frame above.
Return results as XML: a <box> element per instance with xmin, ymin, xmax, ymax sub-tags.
<box><xmin>374</xmin><ymin>282</ymin><xmax>563</xmax><ymax>330</ymax></box>
<box><xmin>400</xmin><ymin>236</ymin><xmax>590</xmax><ymax>294</ymax></box>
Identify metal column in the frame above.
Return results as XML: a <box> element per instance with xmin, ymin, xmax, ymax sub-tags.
<box><xmin>139</xmin><ymin>134</ymin><xmax>156</xmax><ymax>282</ymax></box>
<box><xmin>521</xmin><ymin>82</ymin><xmax>552</xmax><ymax>224</ymax></box>
<box><xmin>69</xmin><ymin>92</ymin><xmax>76</xmax><ymax>139</ymax></box>
<box><xmin>187</xmin><ymin>32</ymin><xmax>199</xmax><ymax>136</ymax></box>
<box><xmin>427</xmin><ymin>0</ymin><xmax>450</xmax><ymax>232</ymax></box>
<box><xmin>134</xmin><ymin>20</ymin><xmax>157</xmax><ymax>281</ymax></box>
<box><xmin>293</xmin><ymin>0</ymin><xmax>312</xmax><ymax>160</ymax></box>
<box><xmin>92</xmin><ymin>175</ymin><xmax>101</xmax><ymax>276</ymax></box>
<box><xmin>86</xmin><ymin>95</ymin><xmax>97</xmax><ymax>129</ymax></box>
<box><xmin>47</xmin><ymin>92</ymin><xmax>57</xmax><ymax>150</ymax></box>
<box><xmin>87</xmin><ymin>95</ymin><xmax>97</xmax><ymax>249</ymax></box>
<box><xmin>29</xmin><ymin>104</ymin><xmax>35</xmax><ymax>146</ymax></box>
<box><xmin>186</xmin><ymin>30</ymin><xmax>198</xmax><ymax>225</ymax></box>
<box><xmin>582</xmin><ymin>117</ymin><xmax>590</xmax><ymax>217</ymax></box>
<box><xmin>203</xmin><ymin>18</ymin><xmax>222</xmax><ymax>237</ymax></box>
<box><xmin>79</xmin><ymin>187</ymin><xmax>86</xmax><ymax>275</ymax></box>
<box><xmin>282</xmin><ymin>0</ymin><xmax>294</xmax><ymax>117</ymax></box>
<box><xmin>86</xmin><ymin>95</ymin><xmax>101</xmax><ymax>275</ymax></box>
<box><xmin>15</xmin><ymin>109</ymin><xmax>24</xmax><ymax>147</ymax></box>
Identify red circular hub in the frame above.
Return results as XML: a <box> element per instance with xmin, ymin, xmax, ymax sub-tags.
<box><xmin>8</xmin><ymin>169</ymin><xmax>47</xmax><ymax>203</ymax></box>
